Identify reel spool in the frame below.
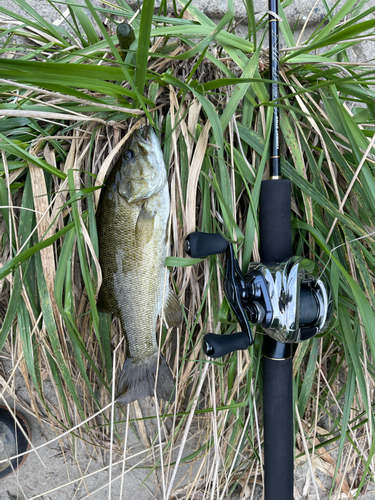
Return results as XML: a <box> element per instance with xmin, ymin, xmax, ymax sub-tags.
<box><xmin>184</xmin><ymin>232</ymin><xmax>333</xmax><ymax>358</ymax></box>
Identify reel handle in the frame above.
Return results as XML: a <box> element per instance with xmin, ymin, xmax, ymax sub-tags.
<box><xmin>184</xmin><ymin>232</ymin><xmax>229</xmax><ymax>258</ymax></box>
<box><xmin>203</xmin><ymin>332</ymin><xmax>250</xmax><ymax>358</ymax></box>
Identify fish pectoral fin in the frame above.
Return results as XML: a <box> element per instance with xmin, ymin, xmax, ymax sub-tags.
<box><xmin>163</xmin><ymin>289</ymin><xmax>182</xmax><ymax>328</ymax></box>
<box><xmin>135</xmin><ymin>206</ymin><xmax>155</xmax><ymax>245</ymax></box>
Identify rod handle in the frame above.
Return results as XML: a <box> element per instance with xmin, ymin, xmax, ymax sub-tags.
<box><xmin>263</xmin><ymin>355</ymin><xmax>294</xmax><ymax>500</ymax></box>
<box><xmin>260</xmin><ymin>179</ymin><xmax>292</xmax><ymax>265</ymax></box>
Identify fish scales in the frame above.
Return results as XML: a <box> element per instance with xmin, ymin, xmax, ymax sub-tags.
<box><xmin>97</xmin><ymin>126</ymin><xmax>181</xmax><ymax>404</ymax></box>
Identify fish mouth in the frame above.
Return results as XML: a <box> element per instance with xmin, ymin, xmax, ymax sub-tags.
<box><xmin>134</xmin><ymin>126</ymin><xmax>154</xmax><ymax>146</ymax></box>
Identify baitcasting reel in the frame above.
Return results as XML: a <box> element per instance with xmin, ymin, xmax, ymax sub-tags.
<box><xmin>184</xmin><ymin>232</ymin><xmax>333</xmax><ymax>359</ymax></box>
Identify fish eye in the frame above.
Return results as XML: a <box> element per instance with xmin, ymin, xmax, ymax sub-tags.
<box><xmin>123</xmin><ymin>149</ymin><xmax>134</xmax><ymax>161</ymax></box>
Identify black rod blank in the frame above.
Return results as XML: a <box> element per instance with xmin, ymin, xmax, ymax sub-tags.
<box><xmin>269</xmin><ymin>0</ymin><xmax>280</xmax><ymax>179</ymax></box>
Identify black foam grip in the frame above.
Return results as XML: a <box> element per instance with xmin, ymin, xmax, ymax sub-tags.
<box><xmin>185</xmin><ymin>232</ymin><xmax>229</xmax><ymax>258</ymax></box>
<box><xmin>260</xmin><ymin>179</ymin><xmax>292</xmax><ymax>265</ymax></box>
<box><xmin>203</xmin><ymin>332</ymin><xmax>250</xmax><ymax>358</ymax></box>
<box><xmin>263</xmin><ymin>357</ymin><xmax>294</xmax><ymax>500</ymax></box>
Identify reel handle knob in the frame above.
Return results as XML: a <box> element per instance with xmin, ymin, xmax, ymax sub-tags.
<box><xmin>203</xmin><ymin>332</ymin><xmax>250</xmax><ymax>358</ymax></box>
<box><xmin>184</xmin><ymin>232</ymin><xmax>229</xmax><ymax>258</ymax></box>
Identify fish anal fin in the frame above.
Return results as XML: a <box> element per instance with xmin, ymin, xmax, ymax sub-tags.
<box><xmin>163</xmin><ymin>289</ymin><xmax>182</xmax><ymax>328</ymax></box>
<box><xmin>135</xmin><ymin>205</ymin><xmax>155</xmax><ymax>245</ymax></box>
<box><xmin>116</xmin><ymin>353</ymin><xmax>175</xmax><ymax>404</ymax></box>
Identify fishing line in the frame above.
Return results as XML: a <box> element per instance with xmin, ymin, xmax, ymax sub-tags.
<box><xmin>318</xmin><ymin>230</ymin><xmax>375</xmax><ymax>280</ymax></box>
<box><xmin>326</xmin><ymin>132</ymin><xmax>375</xmax><ymax>241</ymax></box>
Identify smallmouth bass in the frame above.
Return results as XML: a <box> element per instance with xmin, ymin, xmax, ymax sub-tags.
<box><xmin>96</xmin><ymin>126</ymin><xmax>181</xmax><ymax>404</ymax></box>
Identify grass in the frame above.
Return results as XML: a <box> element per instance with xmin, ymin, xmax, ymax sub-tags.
<box><xmin>0</xmin><ymin>0</ymin><xmax>375</xmax><ymax>498</ymax></box>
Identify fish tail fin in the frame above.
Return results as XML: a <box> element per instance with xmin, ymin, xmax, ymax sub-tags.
<box><xmin>116</xmin><ymin>352</ymin><xmax>175</xmax><ymax>405</ymax></box>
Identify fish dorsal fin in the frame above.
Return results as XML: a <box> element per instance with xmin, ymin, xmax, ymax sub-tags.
<box><xmin>163</xmin><ymin>289</ymin><xmax>182</xmax><ymax>328</ymax></box>
<box><xmin>135</xmin><ymin>205</ymin><xmax>155</xmax><ymax>245</ymax></box>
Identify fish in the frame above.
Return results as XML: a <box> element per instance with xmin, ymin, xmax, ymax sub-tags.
<box><xmin>96</xmin><ymin>126</ymin><xmax>182</xmax><ymax>405</ymax></box>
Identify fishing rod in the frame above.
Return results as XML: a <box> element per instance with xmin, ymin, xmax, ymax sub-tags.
<box><xmin>262</xmin><ymin>2</ymin><xmax>294</xmax><ymax>497</ymax></box>
<box><xmin>184</xmin><ymin>1</ymin><xmax>333</xmax><ymax>498</ymax></box>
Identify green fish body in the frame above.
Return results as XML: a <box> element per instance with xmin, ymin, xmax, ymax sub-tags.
<box><xmin>97</xmin><ymin>127</ymin><xmax>181</xmax><ymax>404</ymax></box>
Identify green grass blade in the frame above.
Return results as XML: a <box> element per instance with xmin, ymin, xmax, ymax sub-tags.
<box><xmin>243</xmin><ymin>0</ymin><xmax>257</xmax><ymax>48</ymax></box>
<box><xmin>1</xmin><ymin>2</ymin><xmax>66</xmax><ymax>43</ymax></box>
<box><xmin>0</xmin><ymin>214</ymin><xmax>87</xmax><ymax>282</ymax></box>
<box><xmin>278</xmin><ymin>0</ymin><xmax>295</xmax><ymax>48</ymax></box>
<box><xmin>220</xmin><ymin>44</ymin><xmax>260</xmax><ymax>130</ymax></box>
<box><xmin>135</xmin><ymin>0</ymin><xmax>155</xmax><ymax>96</ymax></box>
<box><xmin>0</xmin><ymin>133</ymin><xmax>66</xmax><ymax>180</ymax></box>
<box><xmin>68</xmin><ymin>0</ymin><xmax>99</xmax><ymax>46</ymax></box>
<box><xmin>297</xmin><ymin>338</ymin><xmax>318</xmax><ymax>416</ymax></box>
<box><xmin>67</xmin><ymin>170</ymin><xmax>102</xmax><ymax>358</ymax></box>
<box><xmin>82</xmin><ymin>0</ymin><xmax>153</xmax><ymax>123</ymax></box>
<box><xmin>34</xmin><ymin>251</ymin><xmax>75</xmax><ymax>425</ymax></box>
<box><xmin>309</xmin><ymin>0</ymin><xmax>359</xmax><ymax>44</ymax></box>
